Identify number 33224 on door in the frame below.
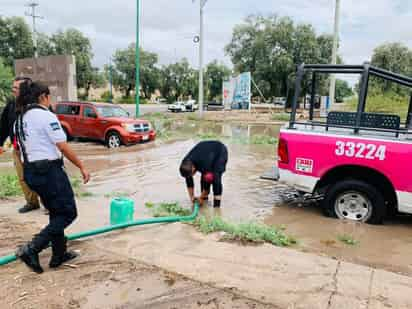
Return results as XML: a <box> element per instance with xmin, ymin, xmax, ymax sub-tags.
<box><xmin>335</xmin><ymin>141</ymin><xmax>386</xmax><ymax>161</ymax></box>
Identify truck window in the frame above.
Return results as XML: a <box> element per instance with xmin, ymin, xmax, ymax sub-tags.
<box><xmin>56</xmin><ymin>104</ymin><xmax>80</xmax><ymax>116</ymax></box>
<box><xmin>83</xmin><ymin>106</ymin><xmax>97</xmax><ymax>118</ymax></box>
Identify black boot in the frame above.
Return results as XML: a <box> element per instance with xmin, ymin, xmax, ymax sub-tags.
<box><xmin>18</xmin><ymin>203</ymin><xmax>40</xmax><ymax>213</ymax></box>
<box><xmin>49</xmin><ymin>236</ymin><xmax>78</xmax><ymax>268</ymax></box>
<box><xmin>16</xmin><ymin>234</ymin><xmax>49</xmax><ymax>274</ymax></box>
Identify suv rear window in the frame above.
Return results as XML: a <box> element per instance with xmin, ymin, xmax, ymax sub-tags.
<box><xmin>56</xmin><ymin>104</ymin><xmax>80</xmax><ymax>115</ymax></box>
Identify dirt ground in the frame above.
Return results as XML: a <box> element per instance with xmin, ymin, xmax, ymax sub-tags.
<box><xmin>0</xmin><ymin>216</ymin><xmax>276</xmax><ymax>309</ymax></box>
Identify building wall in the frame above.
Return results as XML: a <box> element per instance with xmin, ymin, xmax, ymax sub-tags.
<box><xmin>14</xmin><ymin>55</ymin><xmax>77</xmax><ymax>102</ymax></box>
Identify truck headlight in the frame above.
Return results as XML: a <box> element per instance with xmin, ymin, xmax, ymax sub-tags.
<box><xmin>121</xmin><ymin>123</ymin><xmax>135</xmax><ymax>133</ymax></box>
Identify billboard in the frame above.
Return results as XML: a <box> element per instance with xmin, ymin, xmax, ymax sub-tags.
<box><xmin>222</xmin><ymin>72</ymin><xmax>251</xmax><ymax>110</ymax></box>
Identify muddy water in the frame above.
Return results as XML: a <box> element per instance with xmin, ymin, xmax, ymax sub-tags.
<box><xmin>70</xmin><ymin>122</ymin><xmax>285</xmax><ymax>221</ymax></box>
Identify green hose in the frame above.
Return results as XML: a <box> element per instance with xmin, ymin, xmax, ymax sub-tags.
<box><xmin>0</xmin><ymin>203</ymin><xmax>199</xmax><ymax>266</ymax></box>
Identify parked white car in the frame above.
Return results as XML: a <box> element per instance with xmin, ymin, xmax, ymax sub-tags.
<box><xmin>168</xmin><ymin>101</ymin><xmax>187</xmax><ymax>112</ymax></box>
<box><xmin>185</xmin><ymin>100</ymin><xmax>198</xmax><ymax>112</ymax></box>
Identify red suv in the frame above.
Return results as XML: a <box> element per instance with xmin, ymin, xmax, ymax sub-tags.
<box><xmin>54</xmin><ymin>102</ymin><xmax>156</xmax><ymax>148</ymax></box>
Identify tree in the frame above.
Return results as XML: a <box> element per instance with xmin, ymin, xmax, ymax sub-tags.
<box><xmin>335</xmin><ymin>79</ymin><xmax>353</xmax><ymax>101</ymax></box>
<box><xmin>205</xmin><ymin>60</ymin><xmax>231</xmax><ymax>101</ymax></box>
<box><xmin>111</xmin><ymin>45</ymin><xmax>160</xmax><ymax>99</ymax></box>
<box><xmin>225</xmin><ymin>15</ymin><xmax>338</xmax><ymax>103</ymax></box>
<box><xmin>371</xmin><ymin>43</ymin><xmax>412</xmax><ymax>94</ymax></box>
<box><xmin>0</xmin><ymin>17</ymin><xmax>34</xmax><ymax>67</ymax></box>
<box><xmin>0</xmin><ymin>57</ymin><xmax>13</xmax><ymax>105</ymax></box>
<box><xmin>159</xmin><ymin>58</ymin><xmax>198</xmax><ymax>102</ymax></box>
<box><xmin>37</xmin><ymin>29</ymin><xmax>96</xmax><ymax>94</ymax></box>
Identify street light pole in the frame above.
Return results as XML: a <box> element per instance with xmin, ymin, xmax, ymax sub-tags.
<box><xmin>109</xmin><ymin>57</ymin><xmax>113</xmax><ymax>103</ymax></box>
<box><xmin>329</xmin><ymin>0</ymin><xmax>341</xmax><ymax>107</ymax></box>
<box><xmin>197</xmin><ymin>0</ymin><xmax>208</xmax><ymax>118</ymax></box>
<box><xmin>25</xmin><ymin>1</ymin><xmax>43</xmax><ymax>58</ymax></box>
<box><xmin>135</xmin><ymin>0</ymin><xmax>140</xmax><ymax>117</ymax></box>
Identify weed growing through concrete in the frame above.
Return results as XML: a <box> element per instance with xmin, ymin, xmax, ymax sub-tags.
<box><xmin>337</xmin><ymin>234</ymin><xmax>359</xmax><ymax>246</ymax></box>
<box><xmin>145</xmin><ymin>202</ymin><xmax>192</xmax><ymax>217</ymax></box>
<box><xmin>0</xmin><ymin>174</ymin><xmax>22</xmax><ymax>198</ymax></box>
<box><xmin>145</xmin><ymin>201</ymin><xmax>296</xmax><ymax>247</ymax></box>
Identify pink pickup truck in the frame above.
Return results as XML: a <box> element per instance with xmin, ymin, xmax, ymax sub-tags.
<box><xmin>278</xmin><ymin>64</ymin><xmax>412</xmax><ymax>224</ymax></box>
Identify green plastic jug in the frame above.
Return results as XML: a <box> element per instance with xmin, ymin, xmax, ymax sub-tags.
<box><xmin>110</xmin><ymin>198</ymin><xmax>135</xmax><ymax>225</ymax></box>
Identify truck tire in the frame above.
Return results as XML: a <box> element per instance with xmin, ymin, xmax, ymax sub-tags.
<box><xmin>106</xmin><ymin>131</ymin><xmax>122</xmax><ymax>149</ymax></box>
<box><xmin>322</xmin><ymin>180</ymin><xmax>386</xmax><ymax>224</ymax></box>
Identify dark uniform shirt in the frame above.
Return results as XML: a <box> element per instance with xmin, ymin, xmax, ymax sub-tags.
<box><xmin>0</xmin><ymin>97</ymin><xmax>16</xmax><ymax>147</ymax></box>
<box><xmin>182</xmin><ymin>140</ymin><xmax>228</xmax><ymax>188</ymax></box>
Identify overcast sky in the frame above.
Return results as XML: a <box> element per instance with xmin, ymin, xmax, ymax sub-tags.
<box><xmin>2</xmin><ymin>0</ymin><xmax>412</xmax><ymax>71</ymax></box>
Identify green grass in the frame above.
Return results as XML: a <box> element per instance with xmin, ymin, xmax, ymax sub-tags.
<box><xmin>250</xmin><ymin>135</ymin><xmax>278</xmax><ymax>145</ymax></box>
<box><xmin>0</xmin><ymin>174</ymin><xmax>22</xmax><ymax>198</ymax></box>
<box><xmin>104</xmin><ymin>191</ymin><xmax>133</xmax><ymax>198</ymax></box>
<box><xmin>193</xmin><ymin>216</ymin><xmax>296</xmax><ymax>247</ymax></box>
<box><xmin>271</xmin><ymin>113</ymin><xmax>290</xmax><ymax>121</ymax></box>
<box><xmin>346</xmin><ymin>92</ymin><xmax>409</xmax><ymax>121</ymax></box>
<box><xmin>70</xmin><ymin>177</ymin><xmax>93</xmax><ymax>199</ymax></box>
<box><xmin>145</xmin><ymin>201</ymin><xmax>192</xmax><ymax>217</ymax></box>
<box><xmin>337</xmin><ymin>234</ymin><xmax>359</xmax><ymax>246</ymax></box>
<box><xmin>197</xmin><ymin>131</ymin><xmax>222</xmax><ymax>140</ymax></box>
<box><xmin>187</xmin><ymin>114</ymin><xmax>201</xmax><ymax>121</ymax></box>
<box><xmin>145</xmin><ymin>201</ymin><xmax>296</xmax><ymax>247</ymax></box>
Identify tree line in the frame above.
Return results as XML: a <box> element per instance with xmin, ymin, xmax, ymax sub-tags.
<box><xmin>1</xmin><ymin>14</ymin><xmax>410</xmax><ymax>106</ymax></box>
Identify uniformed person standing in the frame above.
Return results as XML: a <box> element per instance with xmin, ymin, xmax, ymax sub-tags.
<box><xmin>0</xmin><ymin>77</ymin><xmax>41</xmax><ymax>213</ymax></box>
<box><xmin>179</xmin><ymin>141</ymin><xmax>228</xmax><ymax>207</ymax></box>
<box><xmin>14</xmin><ymin>81</ymin><xmax>90</xmax><ymax>274</ymax></box>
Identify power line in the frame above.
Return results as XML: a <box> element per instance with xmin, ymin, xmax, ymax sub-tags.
<box><xmin>25</xmin><ymin>1</ymin><xmax>44</xmax><ymax>58</ymax></box>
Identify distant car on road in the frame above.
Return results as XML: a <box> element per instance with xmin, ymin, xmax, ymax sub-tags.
<box><xmin>54</xmin><ymin>101</ymin><xmax>156</xmax><ymax>148</ymax></box>
<box><xmin>273</xmin><ymin>97</ymin><xmax>286</xmax><ymax>106</ymax></box>
<box><xmin>168</xmin><ymin>100</ymin><xmax>198</xmax><ymax>112</ymax></box>
<box><xmin>185</xmin><ymin>100</ymin><xmax>198</xmax><ymax>111</ymax></box>
<box><xmin>168</xmin><ymin>101</ymin><xmax>187</xmax><ymax>112</ymax></box>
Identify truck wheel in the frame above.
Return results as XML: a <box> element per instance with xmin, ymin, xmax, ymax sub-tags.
<box><xmin>106</xmin><ymin>131</ymin><xmax>122</xmax><ymax>149</ymax></box>
<box><xmin>322</xmin><ymin>180</ymin><xmax>386</xmax><ymax>224</ymax></box>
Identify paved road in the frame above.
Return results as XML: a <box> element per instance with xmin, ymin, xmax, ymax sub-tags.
<box><xmin>119</xmin><ymin>104</ymin><xmax>168</xmax><ymax>116</ymax></box>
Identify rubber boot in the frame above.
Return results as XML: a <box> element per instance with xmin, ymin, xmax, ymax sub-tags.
<box><xmin>49</xmin><ymin>236</ymin><xmax>78</xmax><ymax>268</ymax></box>
<box><xmin>16</xmin><ymin>234</ymin><xmax>48</xmax><ymax>274</ymax></box>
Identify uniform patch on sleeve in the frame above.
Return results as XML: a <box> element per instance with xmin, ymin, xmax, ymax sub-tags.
<box><xmin>50</xmin><ymin>122</ymin><xmax>61</xmax><ymax>131</ymax></box>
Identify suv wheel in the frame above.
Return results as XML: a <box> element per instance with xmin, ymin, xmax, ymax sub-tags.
<box><xmin>106</xmin><ymin>131</ymin><xmax>122</xmax><ymax>149</ymax></box>
<box><xmin>322</xmin><ymin>180</ymin><xmax>386</xmax><ymax>224</ymax></box>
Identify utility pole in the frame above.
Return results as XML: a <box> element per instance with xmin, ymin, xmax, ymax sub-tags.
<box><xmin>329</xmin><ymin>0</ymin><xmax>341</xmax><ymax>107</ymax></box>
<box><xmin>135</xmin><ymin>0</ymin><xmax>140</xmax><ymax>117</ymax></box>
<box><xmin>25</xmin><ymin>1</ymin><xmax>43</xmax><ymax>58</ymax></box>
<box><xmin>194</xmin><ymin>0</ymin><xmax>208</xmax><ymax>117</ymax></box>
<box><xmin>109</xmin><ymin>57</ymin><xmax>113</xmax><ymax>103</ymax></box>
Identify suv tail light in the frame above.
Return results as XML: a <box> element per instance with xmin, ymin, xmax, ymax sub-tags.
<box><xmin>278</xmin><ymin>138</ymin><xmax>289</xmax><ymax>164</ymax></box>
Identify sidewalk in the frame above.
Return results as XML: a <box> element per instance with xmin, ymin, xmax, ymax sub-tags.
<box><xmin>92</xmin><ymin>222</ymin><xmax>412</xmax><ymax>309</ymax></box>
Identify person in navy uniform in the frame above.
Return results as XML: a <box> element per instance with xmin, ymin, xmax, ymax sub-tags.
<box><xmin>179</xmin><ymin>141</ymin><xmax>228</xmax><ymax>207</ymax></box>
<box><xmin>14</xmin><ymin>81</ymin><xmax>90</xmax><ymax>273</ymax></box>
<box><xmin>0</xmin><ymin>77</ymin><xmax>41</xmax><ymax>213</ymax></box>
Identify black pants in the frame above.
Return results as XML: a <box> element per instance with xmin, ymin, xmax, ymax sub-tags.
<box><xmin>24</xmin><ymin>162</ymin><xmax>77</xmax><ymax>251</ymax></box>
<box><xmin>201</xmin><ymin>173</ymin><xmax>224</xmax><ymax>196</ymax></box>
